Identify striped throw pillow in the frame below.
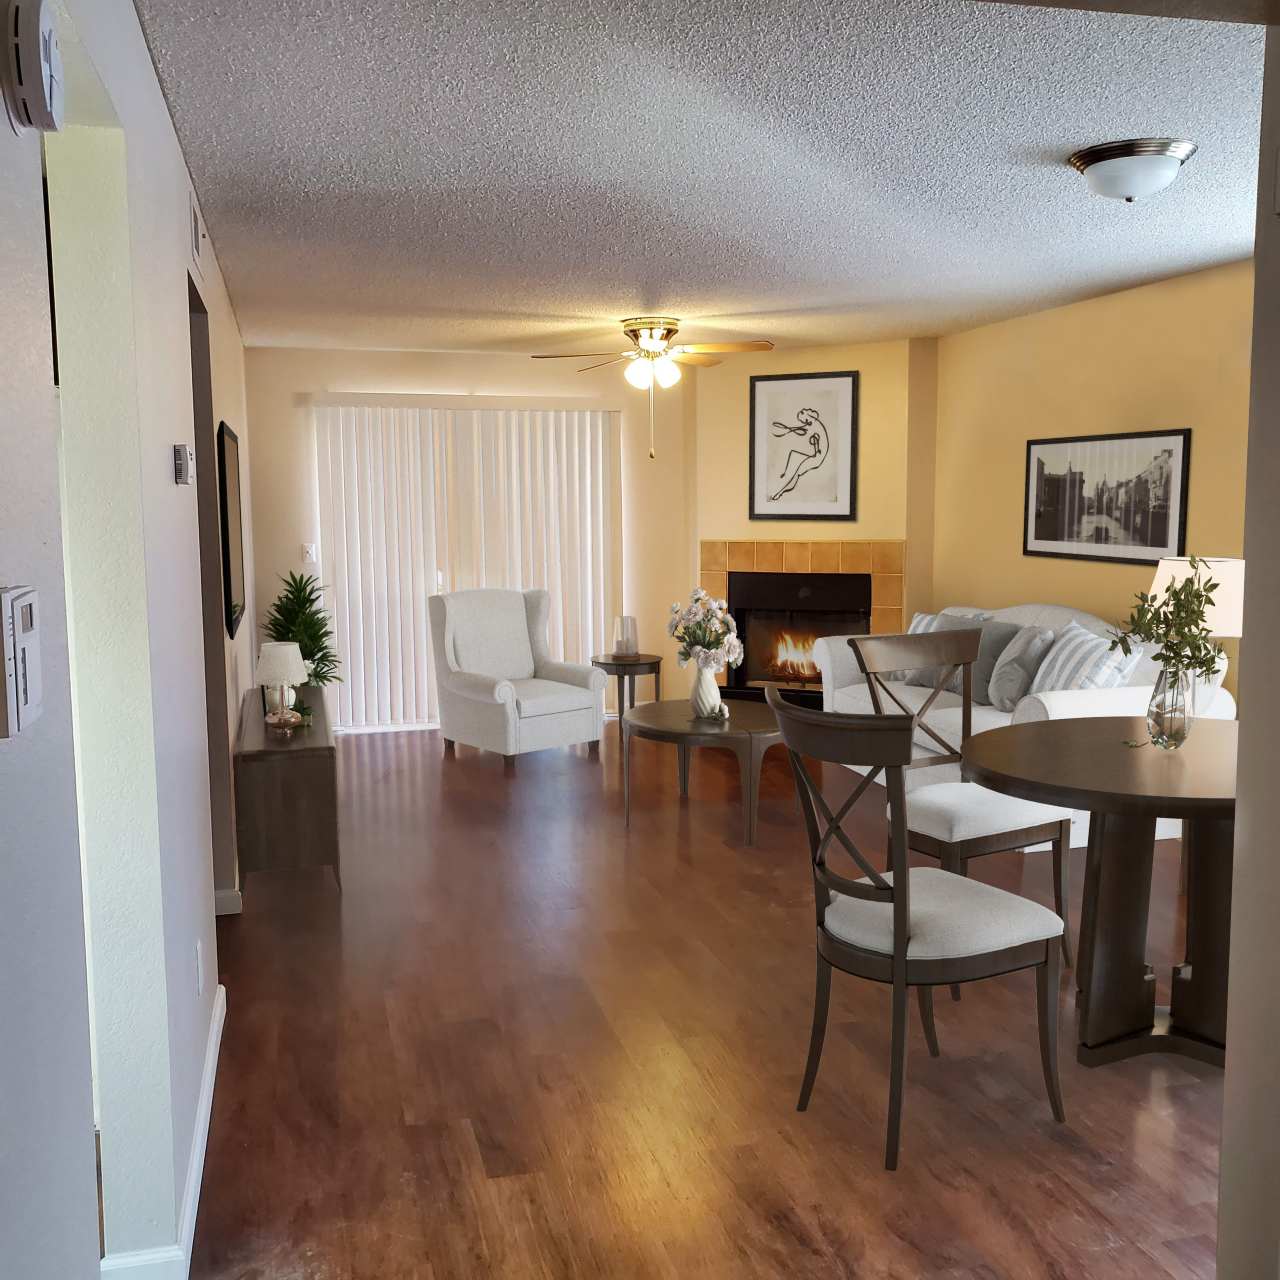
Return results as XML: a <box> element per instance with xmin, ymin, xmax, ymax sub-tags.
<box><xmin>1028</xmin><ymin>620</ymin><xmax>1139</xmax><ymax>694</ymax></box>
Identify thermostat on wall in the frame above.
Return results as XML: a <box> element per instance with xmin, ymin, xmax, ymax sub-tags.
<box><xmin>3</xmin><ymin>0</ymin><xmax>64</xmax><ymax>136</ymax></box>
<box><xmin>174</xmin><ymin>443</ymin><xmax>196</xmax><ymax>486</ymax></box>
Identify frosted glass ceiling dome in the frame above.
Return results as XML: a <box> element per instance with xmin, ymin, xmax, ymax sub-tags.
<box><xmin>1068</xmin><ymin>138</ymin><xmax>1197</xmax><ymax>203</ymax></box>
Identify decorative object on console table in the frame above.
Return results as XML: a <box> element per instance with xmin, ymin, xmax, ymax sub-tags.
<box><xmin>262</xmin><ymin>571</ymin><xmax>341</xmax><ymax>687</ymax></box>
<box><xmin>234</xmin><ymin>688</ymin><xmax>340</xmax><ymax>890</ymax></box>
<box><xmin>668</xmin><ymin>587</ymin><xmax>743</xmax><ymax>720</ymax></box>
<box><xmin>1111</xmin><ymin>555</ymin><xmax>1243</xmax><ymax>750</ymax></box>
<box><xmin>1023</xmin><ymin>429</ymin><xmax>1190</xmax><ymax>565</ymax></box>
<box><xmin>257</xmin><ymin>641</ymin><xmax>308</xmax><ymax>737</ymax></box>
<box><xmin>749</xmin><ymin>371</ymin><xmax>858</xmax><ymax>521</ymax></box>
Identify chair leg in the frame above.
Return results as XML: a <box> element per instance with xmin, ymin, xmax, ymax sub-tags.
<box><xmin>1036</xmin><ymin>946</ymin><xmax>1066</xmax><ymax>1123</ymax></box>
<box><xmin>917</xmin><ymin>986</ymin><xmax>940</xmax><ymax>1058</ymax></box>
<box><xmin>1052</xmin><ymin>819</ymin><xmax>1074</xmax><ymax>969</ymax></box>
<box><xmin>796</xmin><ymin>955</ymin><xmax>832</xmax><ymax>1112</ymax></box>
<box><xmin>886</xmin><ymin>976</ymin><xmax>909</xmax><ymax>1170</ymax></box>
<box><xmin>503</xmin><ymin>754</ymin><xmax>516</xmax><ymax>773</ymax></box>
<box><xmin>943</xmin><ymin>848</ymin><xmax>967</xmax><ymax>1001</ymax></box>
<box><xmin>443</xmin><ymin>738</ymin><xmax>455</xmax><ymax>755</ymax></box>
<box><xmin>587</xmin><ymin>739</ymin><xmax>600</xmax><ymax>759</ymax></box>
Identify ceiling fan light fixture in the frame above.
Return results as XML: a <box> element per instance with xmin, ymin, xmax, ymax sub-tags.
<box><xmin>624</xmin><ymin>358</ymin><xmax>654</xmax><ymax>390</ymax></box>
<box><xmin>652</xmin><ymin>355</ymin><xmax>681</xmax><ymax>388</ymax></box>
<box><xmin>1067</xmin><ymin>138</ymin><xmax>1197</xmax><ymax>203</ymax></box>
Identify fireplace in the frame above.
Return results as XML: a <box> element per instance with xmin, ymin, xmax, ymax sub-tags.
<box><xmin>726</xmin><ymin>571</ymin><xmax>872</xmax><ymax>704</ymax></box>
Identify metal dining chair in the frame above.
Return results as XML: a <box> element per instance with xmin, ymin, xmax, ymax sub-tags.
<box><xmin>765</xmin><ymin>684</ymin><xmax>1066</xmax><ymax>1170</ymax></box>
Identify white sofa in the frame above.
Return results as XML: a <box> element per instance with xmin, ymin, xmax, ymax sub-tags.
<box><xmin>814</xmin><ymin>604</ymin><xmax>1236</xmax><ymax>845</ymax></box>
<box><xmin>427</xmin><ymin>587</ymin><xmax>605</xmax><ymax>760</ymax></box>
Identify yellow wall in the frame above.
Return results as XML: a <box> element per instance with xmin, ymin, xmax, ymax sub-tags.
<box><xmin>245</xmin><ymin>347</ymin><xmax>697</xmax><ymax>693</ymax></box>
<box><xmin>694</xmin><ymin>339</ymin><xmax>913</xmax><ymax>542</ymax></box>
<box><xmin>933</xmin><ymin>262</ymin><xmax>1253</xmax><ymax>653</ymax></box>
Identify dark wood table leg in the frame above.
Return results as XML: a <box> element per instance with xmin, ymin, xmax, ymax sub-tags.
<box><xmin>628</xmin><ymin>674</ymin><xmax>637</xmax><ymax>710</ymax></box>
<box><xmin>615</xmin><ymin>674</ymin><xmax>626</xmax><ymax>724</ymax></box>
<box><xmin>1170</xmin><ymin>815</ymin><xmax>1234</xmax><ymax>1049</ymax></box>
<box><xmin>735</xmin><ymin>740</ymin><xmax>757</xmax><ymax>845</ymax></box>
<box><xmin>1076</xmin><ymin>811</ymin><xmax>1157</xmax><ymax>1058</ymax></box>
<box><xmin>676</xmin><ymin>743</ymin><xmax>691</xmax><ymax>797</ymax></box>
<box><xmin>654</xmin><ymin>668</ymin><xmax>661</xmax><ymax>701</ymax></box>
<box><xmin>622</xmin><ymin>720</ymin><xmax>631</xmax><ymax>827</ymax></box>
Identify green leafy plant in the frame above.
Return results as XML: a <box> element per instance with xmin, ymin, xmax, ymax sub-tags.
<box><xmin>262</xmin><ymin>572</ymin><xmax>341</xmax><ymax>686</ymax></box>
<box><xmin>1110</xmin><ymin>555</ymin><xmax>1223</xmax><ymax>683</ymax></box>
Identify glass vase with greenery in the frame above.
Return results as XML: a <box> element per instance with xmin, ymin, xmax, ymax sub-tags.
<box><xmin>1110</xmin><ymin>556</ymin><xmax>1224</xmax><ymax>750</ymax></box>
<box><xmin>262</xmin><ymin>574</ymin><xmax>340</xmax><ymax>720</ymax></box>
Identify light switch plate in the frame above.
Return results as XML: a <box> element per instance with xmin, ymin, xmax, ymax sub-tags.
<box><xmin>301</xmin><ymin>543</ymin><xmax>318</xmax><ymax>564</ymax></box>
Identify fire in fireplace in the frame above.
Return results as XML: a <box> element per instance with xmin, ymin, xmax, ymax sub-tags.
<box><xmin>726</xmin><ymin>571</ymin><xmax>872</xmax><ymax>703</ymax></box>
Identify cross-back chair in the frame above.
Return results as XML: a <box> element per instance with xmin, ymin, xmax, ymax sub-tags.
<box><xmin>765</xmin><ymin>684</ymin><xmax>1065</xmax><ymax>1171</ymax></box>
<box><xmin>849</xmin><ymin>631</ymin><xmax>1074</xmax><ymax>995</ymax></box>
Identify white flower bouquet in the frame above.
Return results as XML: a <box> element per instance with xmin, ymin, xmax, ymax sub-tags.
<box><xmin>668</xmin><ymin>587</ymin><xmax>744</xmax><ymax>673</ymax></box>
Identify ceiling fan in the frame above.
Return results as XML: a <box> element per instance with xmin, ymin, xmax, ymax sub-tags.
<box><xmin>532</xmin><ymin>316</ymin><xmax>775</xmax><ymax>458</ymax></box>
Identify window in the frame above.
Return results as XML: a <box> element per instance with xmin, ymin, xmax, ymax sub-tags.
<box><xmin>314</xmin><ymin>402</ymin><xmax>620</xmax><ymax>729</ymax></box>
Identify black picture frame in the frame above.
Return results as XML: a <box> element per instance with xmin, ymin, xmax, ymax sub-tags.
<box><xmin>749</xmin><ymin>370</ymin><xmax>859</xmax><ymax>521</ymax></box>
<box><xmin>216</xmin><ymin>421</ymin><xmax>246</xmax><ymax>638</ymax></box>
<box><xmin>1022</xmin><ymin>428</ymin><xmax>1191</xmax><ymax>566</ymax></box>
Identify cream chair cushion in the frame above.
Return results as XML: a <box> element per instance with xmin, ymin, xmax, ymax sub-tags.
<box><xmin>511</xmin><ymin>678</ymin><xmax>596</xmax><ymax>718</ymax></box>
<box><xmin>905</xmin><ymin>782</ymin><xmax>1072</xmax><ymax>844</ymax></box>
<box><xmin>447</xmin><ymin>589</ymin><xmax>536</xmax><ymax>679</ymax></box>
<box><xmin>824</xmin><ymin>867</ymin><xmax>1063</xmax><ymax>960</ymax></box>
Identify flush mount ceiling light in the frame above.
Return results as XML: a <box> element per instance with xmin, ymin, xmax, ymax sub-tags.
<box><xmin>1067</xmin><ymin>138</ymin><xmax>1197</xmax><ymax>203</ymax></box>
<box><xmin>533</xmin><ymin>317</ymin><xmax>774</xmax><ymax>458</ymax></box>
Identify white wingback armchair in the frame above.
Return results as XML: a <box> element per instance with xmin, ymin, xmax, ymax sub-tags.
<box><xmin>428</xmin><ymin>588</ymin><xmax>605</xmax><ymax>764</ymax></box>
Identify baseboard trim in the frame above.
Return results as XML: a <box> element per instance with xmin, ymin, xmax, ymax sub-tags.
<box><xmin>213</xmin><ymin>889</ymin><xmax>242</xmax><ymax>916</ymax></box>
<box><xmin>100</xmin><ymin>985</ymin><xmax>226</xmax><ymax>1279</ymax></box>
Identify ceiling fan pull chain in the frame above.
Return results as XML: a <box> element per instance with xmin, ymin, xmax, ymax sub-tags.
<box><xmin>649</xmin><ymin>381</ymin><xmax>656</xmax><ymax>460</ymax></box>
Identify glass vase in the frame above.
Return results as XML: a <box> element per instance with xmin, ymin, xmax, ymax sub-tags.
<box><xmin>690</xmin><ymin>666</ymin><xmax>723</xmax><ymax>720</ymax></box>
<box><xmin>1147</xmin><ymin>666</ymin><xmax>1194</xmax><ymax>750</ymax></box>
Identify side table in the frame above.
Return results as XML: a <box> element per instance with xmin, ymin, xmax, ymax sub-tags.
<box><xmin>591</xmin><ymin>652</ymin><xmax>662</xmax><ymax>717</ymax></box>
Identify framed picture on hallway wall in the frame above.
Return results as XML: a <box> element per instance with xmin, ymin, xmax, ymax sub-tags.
<box><xmin>1023</xmin><ymin>429</ymin><xmax>1191</xmax><ymax>565</ymax></box>
<box><xmin>749</xmin><ymin>371</ymin><xmax>859</xmax><ymax>521</ymax></box>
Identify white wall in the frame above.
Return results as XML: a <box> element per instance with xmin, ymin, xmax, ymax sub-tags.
<box><xmin>0</xmin><ymin>96</ymin><xmax>100</xmax><ymax>1280</ymax></box>
<box><xmin>60</xmin><ymin>1</ymin><xmax>253</xmax><ymax>1248</ymax></box>
<box><xmin>1218</xmin><ymin>25</ymin><xmax>1280</xmax><ymax>1277</ymax></box>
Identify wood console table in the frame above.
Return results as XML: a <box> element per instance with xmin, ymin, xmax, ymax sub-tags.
<box><xmin>233</xmin><ymin>689</ymin><xmax>341</xmax><ymax>889</ymax></box>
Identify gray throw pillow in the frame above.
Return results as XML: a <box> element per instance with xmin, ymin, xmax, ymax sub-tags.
<box><xmin>971</xmin><ymin>620</ymin><xmax>1023</xmax><ymax>705</ymax></box>
<box><xmin>987</xmin><ymin>626</ymin><xmax>1055</xmax><ymax>712</ymax></box>
<box><xmin>904</xmin><ymin>613</ymin><xmax>990</xmax><ymax>691</ymax></box>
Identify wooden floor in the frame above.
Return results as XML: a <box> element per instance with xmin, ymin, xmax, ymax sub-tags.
<box><xmin>193</xmin><ymin>721</ymin><xmax>1223</xmax><ymax>1280</ymax></box>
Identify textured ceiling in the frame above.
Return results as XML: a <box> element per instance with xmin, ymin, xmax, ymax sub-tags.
<box><xmin>133</xmin><ymin>0</ymin><xmax>1264</xmax><ymax>352</ymax></box>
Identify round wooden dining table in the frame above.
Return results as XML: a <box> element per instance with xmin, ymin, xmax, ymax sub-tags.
<box><xmin>963</xmin><ymin>716</ymin><xmax>1236</xmax><ymax>1067</ymax></box>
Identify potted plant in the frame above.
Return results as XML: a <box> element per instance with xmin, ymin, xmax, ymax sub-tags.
<box><xmin>262</xmin><ymin>572</ymin><xmax>341</xmax><ymax>724</ymax></box>
<box><xmin>668</xmin><ymin>587</ymin><xmax>744</xmax><ymax>720</ymax></box>
<box><xmin>1110</xmin><ymin>555</ymin><xmax>1224</xmax><ymax>750</ymax></box>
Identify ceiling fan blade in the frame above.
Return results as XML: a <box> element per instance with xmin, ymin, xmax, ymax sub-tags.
<box><xmin>672</xmin><ymin>352</ymin><xmax>721</xmax><ymax>367</ymax></box>
<box><xmin>675</xmin><ymin>340</ymin><xmax>775</xmax><ymax>354</ymax></box>
<box><xmin>530</xmin><ymin>351</ymin><xmax>630</xmax><ymax>359</ymax></box>
<box><xmin>577</xmin><ymin>357</ymin><xmax>629</xmax><ymax>372</ymax></box>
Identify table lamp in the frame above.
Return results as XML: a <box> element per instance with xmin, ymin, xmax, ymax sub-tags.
<box><xmin>1149</xmin><ymin>557</ymin><xmax>1245</xmax><ymax>637</ymax></box>
<box><xmin>258</xmin><ymin>641</ymin><xmax>308</xmax><ymax>734</ymax></box>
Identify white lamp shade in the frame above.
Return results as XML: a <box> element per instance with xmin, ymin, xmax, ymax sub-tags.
<box><xmin>257</xmin><ymin>641</ymin><xmax>308</xmax><ymax>687</ymax></box>
<box><xmin>1082</xmin><ymin>153</ymin><xmax>1183</xmax><ymax>201</ymax></box>
<box><xmin>1149</xmin><ymin>557</ymin><xmax>1245</xmax><ymax>638</ymax></box>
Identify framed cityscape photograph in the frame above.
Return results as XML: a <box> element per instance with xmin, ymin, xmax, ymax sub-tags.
<box><xmin>749</xmin><ymin>371</ymin><xmax>858</xmax><ymax>521</ymax></box>
<box><xmin>1023</xmin><ymin>429</ymin><xmax>1191</xmax><ymax>565</ymax></box>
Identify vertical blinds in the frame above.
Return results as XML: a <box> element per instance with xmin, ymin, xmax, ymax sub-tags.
<box><xmin>314</xmin><ymin>404</ymin><xmax>619</xmax><ymax>729</ymax></box>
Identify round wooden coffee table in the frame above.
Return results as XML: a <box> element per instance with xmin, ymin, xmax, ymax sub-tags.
<box><xmin>964</xmin><ymin>715</ymin><xmax>1237</xmax><ymax>1067</ymax></box>
<box><xmin>591</xmin><ymin>653</ymin><xmax>662</xmax><ymax>716</ymax></box>
<box><xmin>622</xmin><ymin>699</ymin><xmax>783</xmax><ymax>846</ymax></box>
